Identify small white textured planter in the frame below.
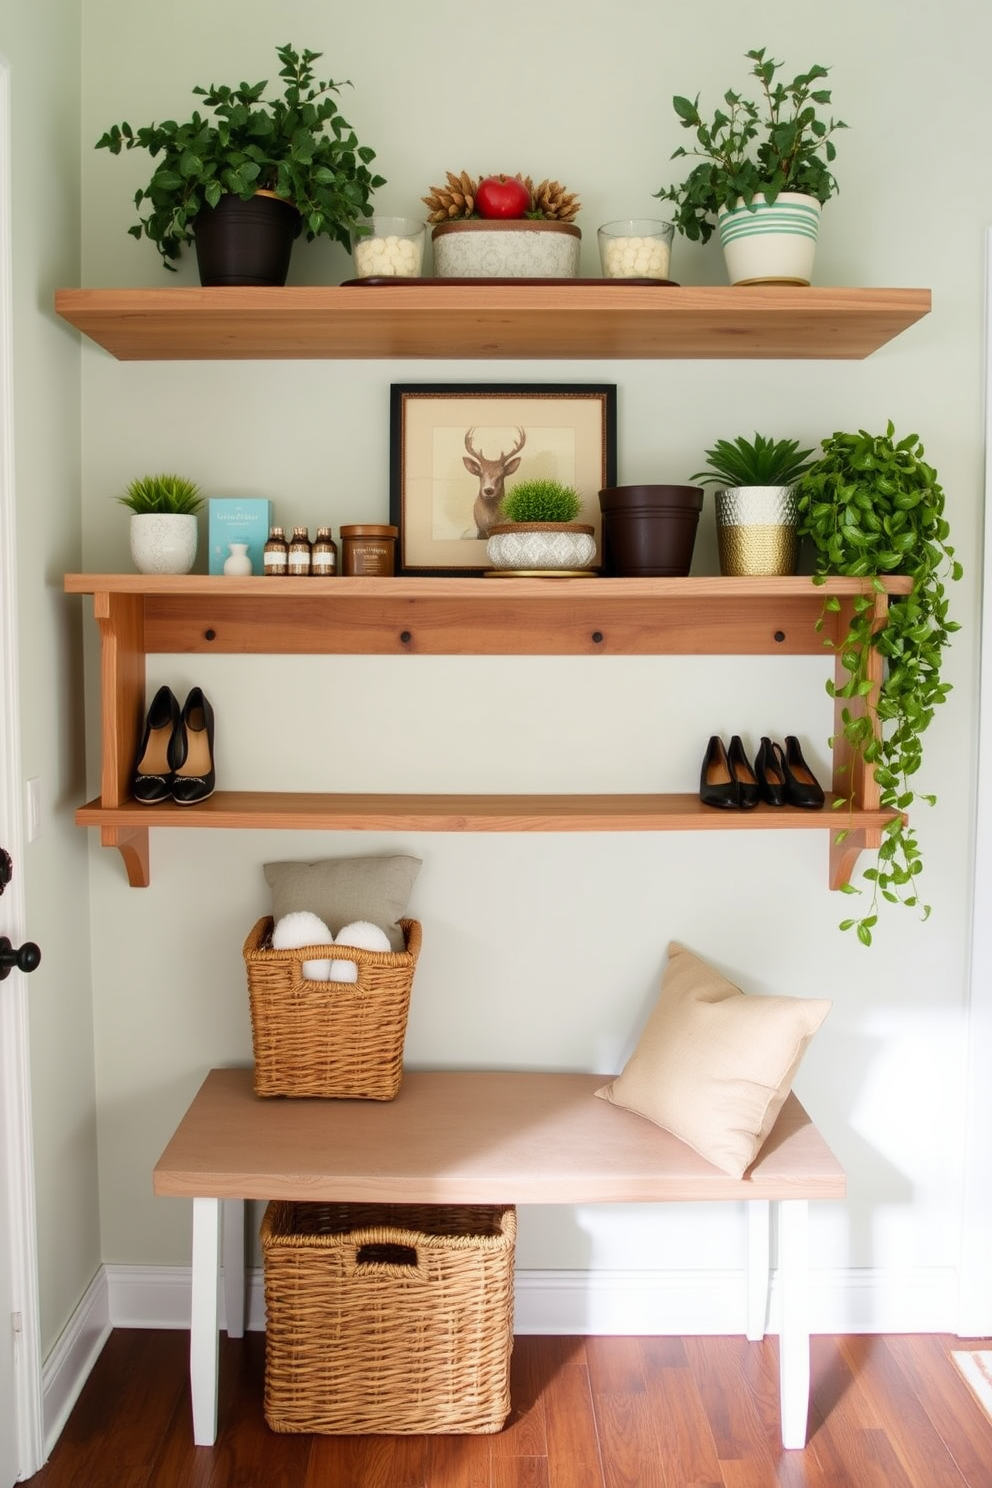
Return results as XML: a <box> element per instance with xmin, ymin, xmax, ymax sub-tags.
<box><xmin>129</xmin><ymin>513</ymin><xmax>198</xmax><ymax>574</ymax></box>
<box><xmin>717</xmin><ymin>192</ymin><xmax>821</xmax><ymax>286</ymax></box>
<box><xmin>486</xmin><ymin>523</ymin><xmax>596</xmax><ymax>572</ymax></box>
<box><xmin>432</xmin><ymin>220</ymin><xmax>581</xmax><ymax>278</ymax></box>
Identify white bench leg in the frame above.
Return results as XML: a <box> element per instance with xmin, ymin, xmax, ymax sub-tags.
<box><xmin>745</xmin><ymin>1198</ymin><xmax>770</xmax><ymax>1341</ymax></box>
<box><xmin>190</xmin><ymin>1196</ymin><xmax>221</xmax><ymax>1446</ymax></box>
<box><xmin>776</xmin><ymin>1198</ymin><xmax>810</xmax><ymax>1449</ymax></box>
<box><xmin>222</xmin><ymin>1198</ymin><xmax>246</xmax><ymax>1339</ymax></box>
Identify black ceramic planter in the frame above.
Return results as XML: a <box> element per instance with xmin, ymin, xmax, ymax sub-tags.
<box><xmin>598</xmin><ymin>485</ymin><xmax>703</xmax><ymax>577</ymax></box>
<box><xmin>193</xmin><ymin>191</ymin><xmax>302</xmax><ymax>287</ymax></box>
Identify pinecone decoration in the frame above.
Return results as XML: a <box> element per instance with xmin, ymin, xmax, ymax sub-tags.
<box><xmin>422</xmin><ymin>170</ymin><xmax>479</xmax><ymax>223</ymax></box>
<box><xmin>526</xmin><ymin>178</ymin><xmax>583</xmax><ymax>221</ymax></box>
<box><xmin>531</xmin><ymin>179</ymin><xmax>581</xmax><ymax>223</ymax></box>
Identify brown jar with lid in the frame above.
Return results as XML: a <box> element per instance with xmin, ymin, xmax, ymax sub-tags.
<box><xmin>340</xmin><ymin>523</ymin><xmax>398</xmax><ymax>576</ymax></box>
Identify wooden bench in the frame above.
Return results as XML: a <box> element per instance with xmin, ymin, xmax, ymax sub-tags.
<box><xmin>153</xmin><ymin>1067</ymin><xmax>845</xmax><ymax>1450</ymax></box>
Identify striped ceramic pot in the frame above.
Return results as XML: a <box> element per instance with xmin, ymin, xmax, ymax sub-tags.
<box><xmin>717</xmin><ymin>192</ymin><xmax>822</xmax><ymax>286</ymax></box>
<box><xmin>714</xmin><ymin>486</ymin><xmax>799</xmax><ymax>576</ymax></box>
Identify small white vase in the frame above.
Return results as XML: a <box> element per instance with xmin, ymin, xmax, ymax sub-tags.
<box><xmin>223</xmin><ymin>542</ymin><xmax>253</xmax><ymax>576</ymax></box>
<box><xmin>129</xmin><ymin>513</ymin><xmax>198</xmax><ymax>575</ymax></box>
<box><xmin>717</xmin><ymin>192</ymin><xmax>822</xmax><ymax>286</ymax></box>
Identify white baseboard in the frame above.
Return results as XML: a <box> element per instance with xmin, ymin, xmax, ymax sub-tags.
<box><xmin>102</xmin><ymin>1259</ymin><xmax>958</xmax><ymax>1336</ymax></box>
<box><xmin>41</xmin><ymin>1267</ymin><xmax>111</xmax><ymax>1458</ymax></box>
<box><xmin>42</xmin><ymin>1259</ymin><xmax>959</xmax><ymax>1455</ymax></box>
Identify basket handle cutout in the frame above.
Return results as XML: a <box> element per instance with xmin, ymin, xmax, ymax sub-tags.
<box><xmin>355</xmin><ymin>1242</ymin><xmax>419</xmax><ymax>1272</ymax></box>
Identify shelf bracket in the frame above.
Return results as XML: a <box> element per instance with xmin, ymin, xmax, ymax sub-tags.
<box><xmin>828</xmin><ymin>825</ymin><xmax>880</xmax><ymax>893</ymax></box>
<box><xmin>101</xmin><ymin>825</ymin><xmax>150</xmax><ymax>888</ymax></box>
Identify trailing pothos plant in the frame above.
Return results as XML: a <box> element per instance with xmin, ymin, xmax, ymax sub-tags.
<box><xmin>793</xmin><ymin>423</ymin><xmax>961</xmax><ymax>945</ymax></box>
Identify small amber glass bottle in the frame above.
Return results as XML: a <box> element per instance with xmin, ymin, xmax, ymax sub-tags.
<box><xmin>287</xmin><ymin>526</ymin><xmax>311</xmax><ymax>576</ymax></box>
<box><xmin>311</xmin><ymin>526</ymin><xmax>338</xmax><ymax>576</ymax></box>
<box><xmin>263</xmin><ymin>526</ymin><xmax>289</xmax><ymax>576</ymax></box>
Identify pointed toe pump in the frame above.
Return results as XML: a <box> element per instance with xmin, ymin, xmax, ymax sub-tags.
<box><xmin>132</xmin><ymin>685</ymin><xmax>181</xmax><ymax>804</ymax></box>
<box><xmin>700</xmin><ymin>735</ymin><xmax>740</xmax><ymax>809</ymax></box>
<box><xmin>169</xmin><ymin>687</ymin><xmax>216</xmax><ymax>806</ymax></box>
<box><xmin>755</xmin><ymin>736</ymin><xmax>788</xmax><ymax>807</ymax></box>
<box><xmin>728</xmin><ymin>735</ymin><xmax>760</xmax><ymax>810</ymax></box>
<box><xmin>784</xmin><ymin>735</ymin><xmax>825</xmax><ymax>809</ymax></box>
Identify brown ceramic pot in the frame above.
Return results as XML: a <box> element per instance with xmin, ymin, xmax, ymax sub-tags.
<box><xmin>598</xmin><ymin>485</ymin><xmax>703</xmax><ymax>577</ymax></box>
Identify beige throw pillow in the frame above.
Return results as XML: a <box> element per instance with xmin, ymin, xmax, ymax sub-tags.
<box><xmin>595</xmin><ymin>942</ymin><xmax>831</xmax><ymax>1177</ymax></box>
<box><xmin>263</xmin><ymin>855</ymin><xmax>422</xmax><ymax>952</ymax></box>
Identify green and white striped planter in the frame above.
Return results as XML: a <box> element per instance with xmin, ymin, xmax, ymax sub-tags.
<box><xmin>717</xmin><ymin>191</ymin><xmax>822</xmax><ymax>286</ymax></box>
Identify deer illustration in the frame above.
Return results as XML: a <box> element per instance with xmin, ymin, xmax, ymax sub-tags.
<box><xmin>463</xmin><ymin>427</ymin><xmax>527</xmax><ymax>538</ymax></box>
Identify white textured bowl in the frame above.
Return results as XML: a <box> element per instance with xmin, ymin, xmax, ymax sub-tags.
<box><xmin>432</xmin><ymin>220</ymin><xmax>580</xmax><ymax>279</ymax></box>
<box><xmin>486</xmin><ymin>523</ymin><xmax>596</xmax><ymax>571</ymax></box>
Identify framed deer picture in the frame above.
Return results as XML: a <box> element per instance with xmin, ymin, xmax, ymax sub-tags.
<box><xmin>389</xmin><ymin>383</ymin><xmax>617</xmax><ymax>575</ymax></box>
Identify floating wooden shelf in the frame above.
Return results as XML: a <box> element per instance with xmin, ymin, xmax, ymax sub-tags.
<box><xmin>53</xmin><ymin>284</ymin><xmax>931</xmax><ymax>361</ymax></box>
<box><xmin>65</xmin><ymin>573</ymin><xmax>909</xmax><ymax>887</ymax></box>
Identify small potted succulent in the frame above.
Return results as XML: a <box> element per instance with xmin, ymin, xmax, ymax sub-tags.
<box><xmin>95</xmin><ymin>42</ymin><xmax>385</xmax><ymax>285</ymax></box>
<box><xmin>117</xmin><ymin>473</ymin><xmax>204</xmax><ymax>574</ymax></box>
<box><xmin>423</xmin><ymin>170</ymin><xmax>581</xmax><ymax>278</ymax></box>
<box><xmin>486</xmin><ymin>478</ymin><xmax>597</xmax><ymax>573</ymax></box>
<box><xmin>655</xmin><ymin>47</ymin><xmax>847</xmax><ymax>284</ymax></box>
<box><xmin>691</xmin><ymin>432</ymin><xmax>814</xmax><ymax>575</ymax></box>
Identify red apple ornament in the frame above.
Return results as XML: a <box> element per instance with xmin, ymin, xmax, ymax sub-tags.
<box><xmin>476</xmin><ymin>174</ymin><xmax>531</xmax><ymax>220</ymax></box>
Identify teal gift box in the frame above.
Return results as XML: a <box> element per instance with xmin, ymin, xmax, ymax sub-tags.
<box><xmin>208</xmin><ymin>498</ymin><xmax>272</xmax><ymax>576</ymax></box>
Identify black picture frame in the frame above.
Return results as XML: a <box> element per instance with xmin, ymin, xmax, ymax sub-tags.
<box><xmin>389</xmin><ymin>382</ymin><xmax>618</xmax><ymax>576</ymax></box>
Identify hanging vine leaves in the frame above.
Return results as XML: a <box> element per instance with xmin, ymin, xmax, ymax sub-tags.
<box><xmin>794</xmin><ymin>423</ymin><xmax>962</xmax><ymax>945</ymax></box>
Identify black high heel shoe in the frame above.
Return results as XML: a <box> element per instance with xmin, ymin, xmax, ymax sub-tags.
<box><xmin>700</xmin><ymin>736</ymin><xmax>739</xmax><ymax>809</ymax></box>
<box><xmin>755</xmin><ymin>737</ymin><xmax>788</xmax><ymax>807</ymax></box>
<box><xmin>727</xmin><ymin>735</ymin><xmax>760</xmax><ymax>810</ymax></box>
<box><xmin>783</xmin><ymin>735</ymin><xmax>825</xmax><ymax>809</ymax></box>
<box><xmin>132</xmin><ymin>685</ymin><xmax>181</xmax><ymax>804</ymax></box>
<box><xmin>169</xmin><ymin>687</ymin><xmax>216</xmax><ymax>805</ymax></box>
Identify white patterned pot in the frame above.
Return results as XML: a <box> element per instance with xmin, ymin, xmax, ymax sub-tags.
<box><xmin>129</xmin><ymin>513</ymin><xmax>198</xmax><ymax>575</ymax></box>
<box><xmin>714</xmin><ymin>486</ymin><xmax>799</xmax><ymax>576</ymax></box>
<box><xmin>432</xmin><ymin>220</ymin><xmax>581</xmax><ymax>279</ymax></box>
<box><xmin>486</xmin><ymin>523</ymin><xmax>597</xmax><ymax>572</ymax></box>
<box><xmin>717</xmin><ymin>192</ymin><xmax>821</xmax><ymax>286</ymax></box>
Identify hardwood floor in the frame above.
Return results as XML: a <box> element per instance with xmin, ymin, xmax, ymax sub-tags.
<box><xmin>24</xmin><ymin>1330</ymin><xmax>992</xmax><ymax>1488</ymax></box>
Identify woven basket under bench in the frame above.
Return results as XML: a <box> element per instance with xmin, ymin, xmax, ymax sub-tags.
<box><xmin>261</xmin><ymin>1200</ymin><xmax>516</xmax><ymax>1435</ymax></box>
<box><xmin>243</xmin><ymin>916</ymin><xmax>422</xmax><ymax>1100</ymax></box>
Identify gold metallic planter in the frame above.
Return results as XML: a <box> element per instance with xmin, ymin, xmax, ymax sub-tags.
<box><xmin>714</xmin><ymin>486</ymin><xmax>799</xmax><ymax>576</ymax></box>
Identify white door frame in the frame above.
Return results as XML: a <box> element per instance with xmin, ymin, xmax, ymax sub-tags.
<box><xmin>0</xmin><ymin>53</ymin><xmax>44</xmax><ymax>1481</ymax></box>
<box><xmin>960</xmin><ymin>227</ymin><xmax>992</xmax><ymax>1335</ymax></box>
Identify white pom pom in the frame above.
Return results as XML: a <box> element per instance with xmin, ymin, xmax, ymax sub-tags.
<box><xmin>327</xmin><ymin>920</ymin><xmax>391</xmax><ymax>983</ymax></box>
<box><xmin>271</xmin><ymin>911</ymin><xmax>334</xmax><ymax>981</ymax></box>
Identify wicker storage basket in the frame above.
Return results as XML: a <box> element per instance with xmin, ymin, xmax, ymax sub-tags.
<box><xmin>243</xmin><ymin>916</ymin><xmax>422</xmax><ymax>1100</ymax></box>
<box><xmin>261</xmin><ymin>1200</ymin><xmax>516</xmax><ymax>1435</ymax></box>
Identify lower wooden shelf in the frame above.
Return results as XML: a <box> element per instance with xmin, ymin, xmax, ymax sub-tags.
<box><xmin>77</xmin><ymin>790</ymin><xmax>898</xmax><ymax>890</ymax></box>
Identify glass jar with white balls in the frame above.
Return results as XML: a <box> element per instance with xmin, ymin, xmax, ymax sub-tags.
<box><xmin>598</xmin><ymin>218</ymin><xmax>675</xmax><ymax>281</ymax></box>
<box><xmin>350</xmin><ymin>216</ymin><xmax>427</xmax><ymax>278</ymax></box>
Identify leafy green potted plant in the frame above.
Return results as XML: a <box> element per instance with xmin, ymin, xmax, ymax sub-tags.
<box><xmin>95</xmin><ymin>42</ymin><xmax>385</xmax><ymax>285</ymax></box>
<box><xmin>118</xmin><ymin>473</ymin><xmax>204</xmax><ymax>574</ymax></box>
<box><xmin>486</xmin><ymin>478</ymin><xmax>597</xmax><ymax>572</ymax></box>
<box><xmin>655</xmin><ymin>47</ymin><xmax>847</xmax><ymax>284</ymax></box>
<box><xmin>691</xmin><ymin>433</ymin><xmax>814</xmax><ymax>575</ymax></box>
<box><xmin>793</xmin><ymin>423</ymin><xmax>962</xmax><ymax>944</ymax></box>
<box><xmin>422</xmin><ymin>170</ymin><xmax>581</xmax><ymax>278</ymax></box>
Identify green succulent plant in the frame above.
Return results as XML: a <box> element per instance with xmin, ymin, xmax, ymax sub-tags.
<box><xmin>691</xmin><ymin>433</ymin><xmax>815</xmax><ymax>487</ymax></box>
<box><xmin>117</xmin><ymin>473</ymin><xmax>204</xmax><ymax>515</ymax></box>
<box><xmin>656</xmin><ymin>47</ymin><xmax>847</xmax><ymax>244</ymax></box>
<box><xmin>500</xmin><ymin>479</ymin><xmax>583</xmax><ymax>524</ymax></box>
<box><xmin>794</xmin><ymin>423</ymin><xmax>962</xmax><ymax>945</ymax></box>
<box><xmin>95</xmin><ymin>42</ymin><xmax>385</xmax><ymax>269</ymax></box>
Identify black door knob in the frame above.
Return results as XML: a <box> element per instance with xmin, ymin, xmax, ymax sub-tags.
<box><xmin>0</xmin><ymin>935</ymin><xmax>41</xmax><ymax>980</ymax></box>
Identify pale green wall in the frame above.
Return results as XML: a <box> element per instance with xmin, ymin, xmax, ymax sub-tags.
<box><xmin>3</xmin><ymin>0</ymin><xmax>101</xmax><ymax>1354</ymax></box>
<box><xmin>69</xmin><ymin>0</ymin><xmax>990</xmax><ymax>1304</ymax></box>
